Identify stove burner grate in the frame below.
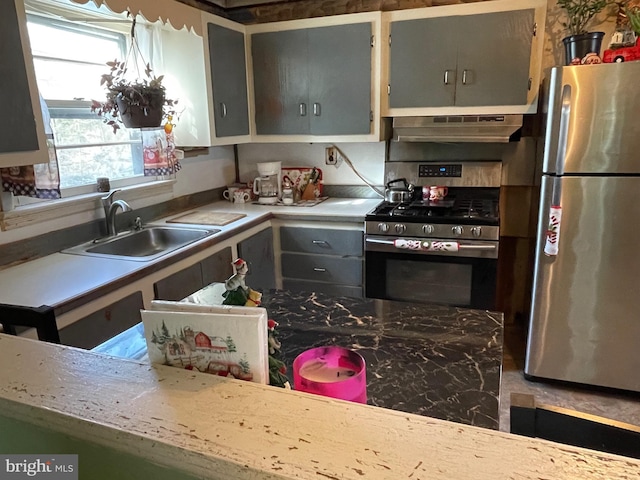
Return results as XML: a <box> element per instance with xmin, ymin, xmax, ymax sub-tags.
<box><xmin>368</xmin><ymin>188</ymin><xmax>500</xmax><ymax>226</ymax></box>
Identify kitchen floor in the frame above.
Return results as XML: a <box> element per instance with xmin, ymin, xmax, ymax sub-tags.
<box><xmin>499</xmin><ymin>323</ymin><xmax>640</xmax><ymax>433</ymax></box>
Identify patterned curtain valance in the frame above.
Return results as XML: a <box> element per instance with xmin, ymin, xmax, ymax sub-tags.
<box><xmin>70</xmin><ymin>0</ymin><xmax>203</xmax><ymax>35</ymax></box>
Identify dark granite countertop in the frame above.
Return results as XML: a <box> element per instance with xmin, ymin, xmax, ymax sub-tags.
<box><xmin>93</xmin><ymin>289</ymin><xmax>503</xmax><ymax>430</ymax></box>
<box><xmin>262</xmin><ymin>290</ymin><xmax>503</xmax><ymax>430</ymax></box>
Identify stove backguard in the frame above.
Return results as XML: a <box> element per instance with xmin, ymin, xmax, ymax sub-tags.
<box><xmin>384</xmin><ymin>161</ymin><xmax>502</xmax><ymax>189</ymax></box>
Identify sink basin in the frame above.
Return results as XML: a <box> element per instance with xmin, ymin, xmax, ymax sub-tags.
<box><xmin>62</xmin><ymin>226</ymin><xmax>220</xmax><ymax>262</ymax></box>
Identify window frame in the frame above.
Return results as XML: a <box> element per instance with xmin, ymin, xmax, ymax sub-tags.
<box><xmin>24</xmin><ymin>13</ymin><xmax>161</xmax><ymax>199</ymax></box>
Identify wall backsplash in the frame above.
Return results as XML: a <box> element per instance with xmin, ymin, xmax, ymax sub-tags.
<box><xmin>236</xmin><ymin>142</ymin><xmax>386</xmax><ymax>187</ymax></box>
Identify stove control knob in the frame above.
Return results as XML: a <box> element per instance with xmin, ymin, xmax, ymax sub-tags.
<box><xmin>395</xmin><ymin>224</ymin><xmax>407</xmax><ymax>234</ymax></box>
<box><xmin>452</xmin><ymin>226</ymin><xmax>464</xmax><ymax>236</ymax></box>
<box><xmin>422</xmin><ymin>224</ymin><xmax>435</xmax><ymax>235</ymax></box>
<box><xmin>378</xmin><ymin>223</ymin><xmax>390</xmax><ymax>233</ymax></box>
<box><xmin>471</xmin><ymin>226</ymin><xmax>482</xmax><ymax>238</ymax></box>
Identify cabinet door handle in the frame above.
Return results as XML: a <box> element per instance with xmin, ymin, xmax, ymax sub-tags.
<box><xmin>299</xmin><ymin>103</ymin><xmax>307</xmax><ymax>116</ymax></box>
<box><xmin>462</xmin><ymin>69</ymin><xmax>468</xmax><ymax>85</ymax></box>
<box><xmin>443</xmin><ymin>70</ymin><xmax>451</xmax><ymax>85</ymax></box>
<box><xmin>312</xmin><ymin>240</ymin><xmax>329</xmax><ymax>246</ymax></box>
<box><xmin>220</xmin><ymin>102</ymin><xmax>227</xmax><ymax>118</ymax></box>
<box><xmin>313</xmin><ymin>103</ymin><xmax>321</xmax><ymax>116</ymax></box>
<box><xmin>313</xmin><ymin>267</ymin><xmax>327</xmax><ymax>272</ymax></box>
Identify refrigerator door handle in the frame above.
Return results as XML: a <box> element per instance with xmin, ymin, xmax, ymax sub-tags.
<box><xmin>554</xmin><ymin>85</ymin><xmax>573</xmax><ymax>175</ymax></box>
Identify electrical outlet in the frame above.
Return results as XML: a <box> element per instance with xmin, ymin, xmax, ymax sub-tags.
<box><xmin>325</xmin><ymin>147</ymin><xmax>337</xmax><ymax>165</ymax></box>
<box><xmin>333</xmin><ymin>151</ymin><xmax>344</xmax><ymax>169</ymax></box>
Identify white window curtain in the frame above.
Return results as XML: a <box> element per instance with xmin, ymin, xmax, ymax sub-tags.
<box><xmin>136</xmin><ymin>22</ymin><xmax>165</xmax><ymax>79</ymax></box>
<box><xmin>70</xmin><ymin>0</ymin><xmax>203</xmax><ymax>35</ymax></box>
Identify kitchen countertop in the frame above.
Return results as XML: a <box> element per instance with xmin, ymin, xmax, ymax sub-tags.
<box><xmin>1</xmin><ymin>331</ymin><xmax>638</xmax><ymax>479</ymax></box>
<box><xmin>267</xmin><ymin>290</ymin><xmax>503</xmax><ymax>430</ymax></box>
<box><xmin>95</xmin><ymin>288</ymin><xmax>503</xmax><ymax>430</ymax></box>
<box><xmin>0</xmin><ymin>198</ymin><xmax>380</xmax><ymax>312</ymax></box>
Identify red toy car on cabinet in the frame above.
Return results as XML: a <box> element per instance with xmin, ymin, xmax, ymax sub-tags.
<box><xmin>603</xmin><ymin>37</ymin><xmax>640</xmax><ymax>63</ymax></box>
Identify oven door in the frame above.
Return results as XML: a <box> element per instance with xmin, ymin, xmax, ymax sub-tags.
<box><xmin>365</xmin><ymin>236</ymin><xmax>498</xmax><ymax>310</ymax></box>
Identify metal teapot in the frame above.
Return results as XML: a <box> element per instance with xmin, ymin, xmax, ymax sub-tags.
<box><xmin>384</xmin><ymin>178</ymin><xmax>414</xmax><ymax>203</ymax></box>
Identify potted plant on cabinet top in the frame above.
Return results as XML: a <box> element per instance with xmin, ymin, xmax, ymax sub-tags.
<box><xmin>558</xmin><ymin>0</ymin><xmax>614</xmax><ymax>64</ymax></box>
<box><xmin>91</xmin><ymin>16</ymin><xmax>176</xmax><ymax>133</ymax></box>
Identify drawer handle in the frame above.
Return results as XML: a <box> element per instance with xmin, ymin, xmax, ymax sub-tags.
<box><xmin>312</xmin><ymin>240</ymin><xmax>329</xmax><ymax>246</ymax></box>
<box><xmin>313</xmin><ymin>267</ymin><xmax>327</xmax><ymax>272</ymax></box>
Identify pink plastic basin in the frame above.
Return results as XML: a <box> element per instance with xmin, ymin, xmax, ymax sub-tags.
<box><xmin>293</xmin><ymin>346</ymin><xmax>367</xmax><ymax>404</ymax></box>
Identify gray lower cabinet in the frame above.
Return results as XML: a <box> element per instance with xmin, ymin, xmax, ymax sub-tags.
<box><xmin>389</xmin><ymin>9</ymin><xmax>535</xmax><ymax>108</ymax></box>
<box><xmin>58</xmin><ymin>291</ymin><xmax>144</xmax><ymax>349</ymax></box>
<box><xmin>206</xmin><ymin>22</ymin><xmax>250</xmax><ymax>138</ymax></box>
<box><xmin>237</xmin><ymin>228</ymin><xmax>276</xmax><ymax>291</ymax></box>
<box><xmin>280</xmin><ymin>227</ymin><xmax>364</xmax><ymax>298</ymax></box>
<box><xmin>154</xmin><ymin>247</ymin><xmax>233</xmax><ymax>301</ymax></box>
<box><xmin>252</xmin><ymin>22</ymin><xmax>372</xmax><ymax>135</ymax></box>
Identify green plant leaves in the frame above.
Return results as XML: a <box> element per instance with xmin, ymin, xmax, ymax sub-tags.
<box><xmin>557</xmin><ymin>0</ymin><xmax>612</xmax><ymax>35</ymax></box>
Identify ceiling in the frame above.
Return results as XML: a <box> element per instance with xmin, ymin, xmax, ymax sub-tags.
<box><xmin>203</xmin><ymin>0</ymin><xmax>297</xmax><ymax>8</ymax></box>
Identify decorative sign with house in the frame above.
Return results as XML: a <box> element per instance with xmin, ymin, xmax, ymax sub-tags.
<box><xmin>141</xmin><ymin>309</ymin><xmax>269</xmax><ymax>384</ymax></box>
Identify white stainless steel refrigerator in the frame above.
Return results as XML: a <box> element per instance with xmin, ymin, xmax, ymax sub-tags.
<box><xmin>525</xmin><ymin>62</ymin><xmax>640</xmax><ymax>393</ymax></box>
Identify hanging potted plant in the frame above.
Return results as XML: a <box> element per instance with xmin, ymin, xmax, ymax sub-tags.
<box><xmin>91</xmin><ymin>16</ymin><xmax>177</xmax><ymax>133</ymax></box>
<box><xmin>558</xmin><ymin>0</ymin><xmax>614</xmax><ymax>65</ymax></box>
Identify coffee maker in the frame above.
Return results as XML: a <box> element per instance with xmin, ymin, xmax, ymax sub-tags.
<box><xmin>253</xmin><ymin>161</ymin><xmax>282</xmax><ymax>205</ymax></box>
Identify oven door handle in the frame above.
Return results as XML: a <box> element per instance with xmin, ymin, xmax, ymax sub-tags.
<box><xmin>365</xmin><ymin>237</ymin><xmax>498</xmax><ymax>249</ymax></box>
<box><xmin>365</xmin><ymin>236</ymin><xmax>498</xmax><ymax>256</ymax></box>
<box><xmin>459</xmin><ymin>244</ymin><xmax>497</xmax><ymax>251</ymax></box>
<box><xmin>365</xmin><ymin>238</ymin><xmax>395</xmax><ymax>245</ymax></box>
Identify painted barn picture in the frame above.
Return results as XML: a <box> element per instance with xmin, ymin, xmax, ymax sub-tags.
<box><xmin>141</xmin><ymin>309</ymin><xmax>269</xmax><ymax>384</ymax></box>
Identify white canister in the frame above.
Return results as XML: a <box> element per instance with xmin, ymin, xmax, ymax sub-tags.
<box><xmin>282</xmin><ymin>187</ymin><xmax>294</xmax><ymax>204</ymax></box>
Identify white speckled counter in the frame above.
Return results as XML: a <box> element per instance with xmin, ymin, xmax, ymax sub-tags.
<box><xmin>0</xmin><ymin>199</ymin><xmax>379</xmax><ymax>311</ymax></box>
<box><xmin>1</xmin><ymin>333</ymin><xmax>638</xmax><ymax>479</ymax></box>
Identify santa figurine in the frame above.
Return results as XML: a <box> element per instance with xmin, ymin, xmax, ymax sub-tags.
<box><xmin>222</xmin><ymin>258</ymin><xmax>250</xmax><ymax>305</ymax></box>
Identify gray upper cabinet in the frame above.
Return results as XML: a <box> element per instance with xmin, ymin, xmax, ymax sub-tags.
<box><xmin>389</xmin><ymin>9</ymin><xmax>535</xmax><ymax>109</ymax></box>
<box><xmin>389</xmin><ymin>16</ymin><xmax>457</xmax><ymax>108</ymax></box>
<box><xmin>0</xmin><ymin>0</ymin><xmax>47</xmax><ymax>167</ymax></box>
<box><xmin>306</xmin><ymin>23</ymin><xmax>372</xmax><ymax>135</ymax></box>
<box><xmin>207</xmin><ymin>22</ymin><xmax>250</xmax><ymax>138</ymax></box>
<box><xmin>252</xmin><ymin>22</ymin><xmax>372</xmax><ymax>136</ymax></box>
<box><xmin>252</xmin><ymin>29</ymin><xmax>308</xmax><ymax>135</ymax></box>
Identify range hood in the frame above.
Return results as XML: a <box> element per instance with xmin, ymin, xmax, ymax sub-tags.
<box><xmin>392</xmin><ymin>114</ymin><xmax>523</xmax><ymax>143</ymax></box>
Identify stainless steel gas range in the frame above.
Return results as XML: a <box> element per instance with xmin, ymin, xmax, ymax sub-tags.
<box><xmin>365</xmin><ymin>161</ymin><xmax>501</xmax><ymax>310</ymax></box>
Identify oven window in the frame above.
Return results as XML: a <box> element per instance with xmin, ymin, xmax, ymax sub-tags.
<box><xmin>385</xmin><ymin>259</ymin><xmax>472</xmax><ymax>306</ymax></box>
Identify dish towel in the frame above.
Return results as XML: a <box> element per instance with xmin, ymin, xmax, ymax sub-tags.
<box><xmin>0</xmin><ymin>95</ymin><xmax>60</xmax><ymax>199</ymax></box>
<box><xmin>394</xmin><ymin>239</ymin><xmax>459</xmax><ymax>252</ymax></box>
<box><xmin>544</xmin><ymin>205</ymin><xmax>562</xmax><ymax>256</ymax></box>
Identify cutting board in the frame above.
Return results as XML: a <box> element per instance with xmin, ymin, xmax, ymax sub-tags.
<box><xmin>167</xmin><ymin>211</ymin><xmax>246</xmax><ymax>226</ymax></box>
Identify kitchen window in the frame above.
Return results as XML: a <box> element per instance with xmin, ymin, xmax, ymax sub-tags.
<box><xmin>24</xmin><ymin>12</ymin><xmax>154</xmax><ymax>196</ymax></box>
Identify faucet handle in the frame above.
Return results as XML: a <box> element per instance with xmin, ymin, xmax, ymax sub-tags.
<box><xmin>101</xmin><ymin>189</ymin><xmax>121</xmax><ymax>206</ymax></box>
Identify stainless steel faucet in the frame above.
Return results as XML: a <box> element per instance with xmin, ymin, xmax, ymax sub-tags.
<box><xmin>101</xmin><ymin>190</ymin><xmax>132</xmax><ymax>237</ymax></box>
